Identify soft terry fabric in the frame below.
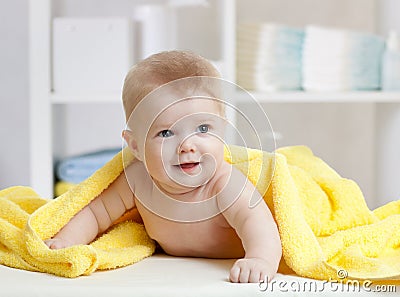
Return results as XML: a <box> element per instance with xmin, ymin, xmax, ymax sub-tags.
<box><xmin>224</xmin><ymin>145</ymin><xmax>400</xmax><ymax>281</ymax></box>
<box><xmin>1</xmin><ymin>145</ymin><xmax>400</xmax><ymax>280</ymax></box>
<box><xmin>0</xmin><ymin>150</ymin><xmax>155</xmax><ymax>277</ymax></box>
<box><xmin>275</xmin><ymin>146</ymin><xmax>400</xmax><ymax>280</ymax></box>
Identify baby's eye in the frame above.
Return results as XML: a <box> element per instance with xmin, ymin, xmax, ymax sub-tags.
<box><xmin>197</xmin><ymin>124</ymin><xmax>209</xmax><ymax>133</ymax></box>
<box><xmin>158</xmin><ymin>130</ymin><xmax>174</xmax><ymax>138</ymax></box>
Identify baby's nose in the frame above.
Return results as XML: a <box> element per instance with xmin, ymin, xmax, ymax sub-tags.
<box><xmin>178</xmin><ymin>136</ymin><xmax>197</xmax><ymax>154</ymax></box>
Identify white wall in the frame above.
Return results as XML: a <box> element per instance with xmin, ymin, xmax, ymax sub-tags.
<box><xmin>0</xmin><ymin>0</ymin><xmax>30</xmax><ymax>188</ymax></box>
<box><xmin>250</xmin><ymin>102</ymin><xmax>376</xmax><ymax>207</ymax></box>
<box><xmin>237</xmin><ymin>0</ymin><xmax>377</xmax><ymax>32</ymax></box>
<box><xmin>377</xmin><ymin>0</ymin><xmax>400</xmax><ymax>36</ymax></box>
<box><xmin>376</xmin><ymin>0</ymin><xmax>400</xmax><ymax>205</ymax></box>
<box><xmin>52</xmin><ymin>104</ymin><xmax>125</xmax><ymax>159</ymax></box>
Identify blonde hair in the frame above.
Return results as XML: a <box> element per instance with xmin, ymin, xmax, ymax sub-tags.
<box><xmin>122</xmin><ymin>50</ymin><xmax>221</xmax><ymax>122</ymax></box>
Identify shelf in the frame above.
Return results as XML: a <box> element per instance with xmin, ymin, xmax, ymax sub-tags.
<box><xmin>234</xmin><ymin>91</ymin><xmax>400</xmax><ymax>103</ymax></box>
<box><xmin>51</xmin><ymin>92</ymin><xmax>121</xmax><ymax>104</ymax></box>
<box><xmin>51</xmin><ymin>91</ymin><xmax>400</xmax><ymax>104</ymax></box>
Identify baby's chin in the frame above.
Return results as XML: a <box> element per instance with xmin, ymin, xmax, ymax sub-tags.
<box><xmin>167</xmin><ymin>174</ymin><xmax>213</xmax><ymax>189</ymax></box>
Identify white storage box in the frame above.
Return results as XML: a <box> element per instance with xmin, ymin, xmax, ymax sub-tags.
<box><xmin>52</xmin><ymin>18</ymin><xmax>133</xmax><ymax>93</ymax></box>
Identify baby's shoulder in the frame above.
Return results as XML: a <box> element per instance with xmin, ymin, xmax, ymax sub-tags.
<box><xmin>123</xmin><ymin>159</ymin><xmax>151</xmax><ymax>191</ymax></box>
<box><xmin>212</xmin><ymin>161</ymin><xmax>245</xmax><ymax>194</ymax></box>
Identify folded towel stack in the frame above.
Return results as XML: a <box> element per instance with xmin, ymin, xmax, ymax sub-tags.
<box><xmin>237</xmin><ymin>23</ymin><xmax>304</xmax><ymax>91</ymax></box>
<box><xmin>302</xmin><ymin>25</ymin><xmax>385</xmax><ymax>91</ymax></box>
<box><xmin>56</xmin><ymin>148</ymin><xmax>121</xmax><ymax>184</ymax></box>
<box><xmin>55</xmin><ymin>148</ymin><xmax>121</xmax><ymax>196</ymax></box>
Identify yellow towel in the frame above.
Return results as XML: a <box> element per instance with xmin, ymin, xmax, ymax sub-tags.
<box><xmin>1</xmin><ymin>145</ymin><xmax>400</xmax><ymax>281</ymax></box>
<box><xmin>54</xmin><ymin>181</ymin><xmax>76</xmax><ymax>197</ymax></box>
<box><xmin>272</xmin><ymin>146</ymin><xmax>400</xmax><ymax>281</ymax></box>
<box><xmin>0</xmin><ymin>149</ymin><xmax>155</xmax><ymax>277</ymax></box>
<box><xmin>225</xmin><ymin>145</ymin><xmax>400</xmax><ymax>281</ymax></box>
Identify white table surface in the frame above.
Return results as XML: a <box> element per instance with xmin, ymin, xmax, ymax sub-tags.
<box><xmin>0</xmin><ymin>254</ymin><xmax>398</xmax><ymax>297</ymax></box>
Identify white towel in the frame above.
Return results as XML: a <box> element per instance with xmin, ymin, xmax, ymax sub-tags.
<box><xmin>302</xmin><ymin>25</ymin><xmax>384</xmax><ymax>91</ymax></box>
<box><xmin>237</xmin><ymin>23</ymin><xmax>304</xmax><ymax>91</ymax></box>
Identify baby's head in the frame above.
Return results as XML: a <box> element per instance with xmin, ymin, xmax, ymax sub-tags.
<box><xmin>122</xmin><ymin>50</ymin><xmax>222</xmax><ymax>123</ymax></box>
<box><xmin>122</xmin><ymin>51</ymin><xmax>227</xmax><ymax>190</ymax></box>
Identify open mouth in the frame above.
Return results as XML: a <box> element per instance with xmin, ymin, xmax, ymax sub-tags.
<box><xmin>177</xmin><ymin>162</ymin><xmax>200</xmax><ymax>173</ymax></box>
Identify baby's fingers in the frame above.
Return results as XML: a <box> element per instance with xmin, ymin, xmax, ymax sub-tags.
<box><xmin>230</xmin><ymin>258</ymin><xmax>275</xmax><ymax>283</ymax></box>
<box><xmin>230</xmin><ymin>260</ymin><xmax>251</xmax><ymax>283</ymax></box>
<box><xmin>44</xmin><ymin>239</ymin><xmax>68</xmax><ymax>249</ymax></box>
<box><xmin>248</xmin><ymin>270</ymin><xmax>263</xmax><ymax>283</ymax></box>
<box><xmin>229</xmin><ymin>264</ymin><xmax>240</xmax><ymax>283</ymax></box>
<box><xmin>239</xmin><ymin>267</ymin><xmax>251</xmax><ymax>283</ymax></box>
<box><xmin>230</xmin><ymin>265</ymin><xmax>259</xmax><ymax>283</ymax></box>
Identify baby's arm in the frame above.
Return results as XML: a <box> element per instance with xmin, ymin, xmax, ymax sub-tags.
<box><xmin>45</xmin><ymin>170</ymin><xmax>135</xmax><ymax>249</ymax></box>
<box><xmin>217</xmin><ymin>167</ymin><xmax>282</xmax><ymax>283</ymax></box>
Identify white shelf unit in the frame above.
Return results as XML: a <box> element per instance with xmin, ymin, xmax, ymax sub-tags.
<box><xmin>30</xmin><ymin>0</ymin><xmax>400</xmax><ymax>207</ymax></box>
<box><xmin>29</xmin><ymin>0</ymin><xmax>236</xmax><ymax>198</ymax></box>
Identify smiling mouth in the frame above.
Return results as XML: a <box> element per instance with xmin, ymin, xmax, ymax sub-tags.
<box><xmin>176</xmin><ymin>162</ymin><xmax>200</xmax><ymax>172</ymax></box>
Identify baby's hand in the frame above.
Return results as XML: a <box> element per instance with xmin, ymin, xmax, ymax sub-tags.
<box><xmin>44</xmin><ymin>238</ymin><xmax>74</xmax><ymax>249</ymax></box>
<box><xmin>229</xmin><ymin>258</ymin><xmax>276</xmax><ymax>283</ymax></box>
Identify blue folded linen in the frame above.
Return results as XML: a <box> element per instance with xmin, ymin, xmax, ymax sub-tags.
<box><xmin>56</xmin><ymin>148</ymin><xmax>121</xmax><ymax>184</ymax></box>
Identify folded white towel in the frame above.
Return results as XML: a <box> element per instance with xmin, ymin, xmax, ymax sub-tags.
<box><xmin>237</xmin><ymin>23</ymin><xmax>304</xmax><ymax>91</ymax></box>
<box><xmin>302</xmin><ymin>25</ymin><xmax>384</xmax><ymax>91</ymax></box>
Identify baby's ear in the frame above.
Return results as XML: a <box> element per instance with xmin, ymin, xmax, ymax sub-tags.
<box><xmin>122</xmin><ymin>130</ymin><xmax>142</xmax><ymax>161</ymax></box>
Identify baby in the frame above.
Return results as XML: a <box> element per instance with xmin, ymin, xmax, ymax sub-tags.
<box><xmin>45</xmin><ymin>51</ymin><xmax>282</xmax><ymax>283</ymax></box>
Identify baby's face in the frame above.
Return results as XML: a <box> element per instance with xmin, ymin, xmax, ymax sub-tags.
<box><xmin>135</xmin><ymin>97</ymin><xmax>226</xmax><ymax>190</ymax></box>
